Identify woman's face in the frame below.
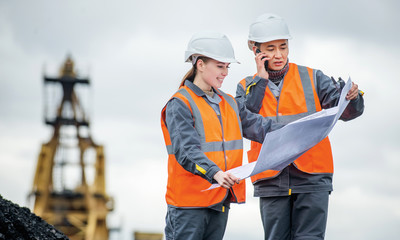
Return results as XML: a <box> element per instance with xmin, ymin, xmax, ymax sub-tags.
<box><xmin>259</xmin><ymin>39</ymin><xmax>289</xmax><ymax>71</ymax></box>
<box><xmin>197</xmin><ymin>59</ymin><xmax>230</xmax><ymax>89</ymax></box>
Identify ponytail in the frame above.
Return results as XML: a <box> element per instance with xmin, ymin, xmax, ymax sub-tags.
<box><xmin>179</xmin><ymin>56</ymin><xmax>210</xmax><ymax>89</ymax></box>
<box><xmin>179</xmin><ymin>67</ymin><xmax>196</xmax><ymax>88</ymax></box>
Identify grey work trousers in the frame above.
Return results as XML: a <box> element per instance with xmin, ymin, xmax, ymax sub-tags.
<box><xmin>165</xmin><ymin>206</ymin><xmax>229</xmax><ymax>240</ymax></box>
<box><xmin>260</xmin><ymin>191</ymin><xmax>329</xmax><ymax>240</ymax></box>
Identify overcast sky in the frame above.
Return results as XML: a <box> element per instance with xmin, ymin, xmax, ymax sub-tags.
<box><xmin>1</xmin><ymin>0</ymin><xmax>399</xmax><ymax>239</ymax></box>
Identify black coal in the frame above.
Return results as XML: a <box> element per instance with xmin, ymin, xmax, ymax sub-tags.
<box><xmin>0</xmin><ymin>194</ymin><xmax>69</xmax><ymax>240</ymax></box>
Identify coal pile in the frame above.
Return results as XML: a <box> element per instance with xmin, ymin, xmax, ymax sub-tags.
<box><xmin>0</xmin><ymin>194</ymin><xmax>69</xmax><ymax>240</ymax></box>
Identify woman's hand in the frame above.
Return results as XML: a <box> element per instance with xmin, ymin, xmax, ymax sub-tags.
<box><xmin>213</xmin><ymin>171</ymin><xmax>240</xmax><ymax>189</ymax></box>
<box><xmin>255</xmin><ymin>51</ymin><xmax>270</xmax><ymax>80</ymax></box>
<box><xmin>346</xmin><ymin>82</ymin><xmax>359</xmax><ymax>100</ymax></box>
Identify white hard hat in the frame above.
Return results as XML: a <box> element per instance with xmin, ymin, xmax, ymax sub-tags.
<box><xmin>185</xmin><ymin>32</ymin><xmax>240</xmax><ymax>64</ymax></box>
<box><xmin>248</xmin><ymin>13</ymin><xmax>292</xmax><ymax>50</ymax></box>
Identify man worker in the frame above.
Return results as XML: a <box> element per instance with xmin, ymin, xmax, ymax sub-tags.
<box><xmin>236</xmin><ymin>13</ymin><xmax>364</xmax><ymax>240</ymax></box>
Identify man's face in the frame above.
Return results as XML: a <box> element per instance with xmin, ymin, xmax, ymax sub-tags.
<box><xmin>259</xmin><ymin>39</ymin><xmax>289</xmax><ymax>71</ymax></box>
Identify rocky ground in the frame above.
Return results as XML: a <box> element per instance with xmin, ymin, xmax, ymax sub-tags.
<box><xmin>0</xmin><ymin>194</ymin><xmax>69</xmax><ymax>240</ymax></box>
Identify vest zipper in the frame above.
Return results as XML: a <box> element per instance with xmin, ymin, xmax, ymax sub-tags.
<box><xmin>276</xmin><ymin>95</ymin><xmax>281</xmax><ymax>122</ymax></box>
<box><xmin>218</xmin><ymin>107</ymin><xmax>236</xmax><ymax>200</ymax></box>
<box><xmin>218</xmin><ymin>113</ymin><xmax>228</xmax><ymax>171</ymax></box>
<box><xmin>230</xmin><ymin>188</ymin><xmax>238</xmax><ymax>202</ymax></box>
<box><xmin>273</xmin><ymin>80</ymin><xmax>283</xmax><ymax>122</ymax></box>
<box><xmin>217</xmin><ymin>112</ymin><xmax>227</xmax><ymax>171</ymax></box>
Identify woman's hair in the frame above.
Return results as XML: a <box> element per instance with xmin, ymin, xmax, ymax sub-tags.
<box><xmin>179</xmin><ymin>56</ymin><xmax>210</xmax><ymax>88</ymax></box>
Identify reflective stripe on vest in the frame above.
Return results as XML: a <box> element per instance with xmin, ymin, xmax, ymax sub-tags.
<box><xmin>245</xmin><ymin>63</ymin><xmax>333</xmax><ymax>183</ymax></box>
<box><xmin>274</xmin><ymin>66</ymin><xmax>317</xmax><ymax>124</ymax></box>
<box><xmin>177</xmin><ymin>88</ymin><xmax>243</xmax><ymax>153</ymax></box>
<box><xmin>161</xmin><ymin>85</ymin><xmax>245</xmax><ymax>207</ymax></box>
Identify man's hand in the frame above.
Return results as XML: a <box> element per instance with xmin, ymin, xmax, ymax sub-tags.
<box><xmin>346</xmin><ymin>82</ymin><xmax>359</xmax><ymax>100</ymax></box>
<box><xmin>255</xmin><ymin>51</ymin><xmax>270</xmax><ymax>80</ymax></box>
<box><xmin>213</xmin><ymin>171</ymin><xmax>240</xmax><ymax>189</ymax></box>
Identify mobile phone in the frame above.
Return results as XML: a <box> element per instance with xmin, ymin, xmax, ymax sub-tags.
<box><xmin>256</xmin><ymin>48</ymin><xmax>268</xmax><ymax>71</ymax></box>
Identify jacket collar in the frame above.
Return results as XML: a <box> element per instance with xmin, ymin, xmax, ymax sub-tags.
<box><xmin>184</xmin><ymin>80</ymin><xmax>222</xmax><ymax>104</ymax></box>
<box><xmin>184</xmin><ymin>80</ymin><xmax>222</xmax><ymax>97</ymax></box>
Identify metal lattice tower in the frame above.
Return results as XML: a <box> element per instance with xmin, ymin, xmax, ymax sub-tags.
<box><xmin>29</xmin><ymin>56</ymin><xmax>114</xmax><ymax>240</ymax></box>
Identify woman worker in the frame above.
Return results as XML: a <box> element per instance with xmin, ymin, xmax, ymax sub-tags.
<box><xmin>160</xmin><ymin>32</ymin><xmax>280</xmax><ymax>240</ymax></box>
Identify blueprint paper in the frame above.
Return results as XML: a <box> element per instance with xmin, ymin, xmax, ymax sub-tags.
<box><xmin>205</xmin><ymin>162</ymin><xmax>256</xmax><ymax>191</ymax></box>
<box><xmin>206</xmin><ymin>78</ymin><xmax>352</xmax><ymax>190</ymax></box>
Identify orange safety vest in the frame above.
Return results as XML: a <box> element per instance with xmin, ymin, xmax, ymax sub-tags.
<box><xmin>161</xmin><ymin>85</ymin><xmax>245</xmax><ymax>207</ymax></box>
<box><xmin>240</xmin><ymin>63</ymin><xmax>333</xmax><ymax>184</ymax></box>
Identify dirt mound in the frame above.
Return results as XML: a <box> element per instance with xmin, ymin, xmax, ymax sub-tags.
<box><xmin>0</xmin><ymin>194</ymin><xmax>69</xmax><ymax>240</ymax></box>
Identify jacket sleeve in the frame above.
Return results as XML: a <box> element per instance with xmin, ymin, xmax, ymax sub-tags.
<box><xmin>315</xmin><ymin>70</ymin><xmax>364</xmax><ymax>121</ymax></box>
<box><xmin>236</xmin><ymin>80</ymin><xmax>284</xmax><ymax>143</ymax></box>
<box><xmin>165</xmin><ymin>98</ymin><xmax>221</xmax><ymax>183</ymax></box>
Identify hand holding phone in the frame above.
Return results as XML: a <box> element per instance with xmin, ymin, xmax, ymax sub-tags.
<box><xmin>255</xmin><ymin>48</ymin><xmax>269</xmax><ymax>79</ymax></box>
<box><xmin>256</xmin><ymin>48</ymin><xmax>268</xmax><ymax>71</ymax></box>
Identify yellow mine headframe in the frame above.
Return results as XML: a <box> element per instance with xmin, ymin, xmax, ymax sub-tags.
<box><xmin>30</xmin><ymin>55</ymin><xmax>114</xmax><ymax>240</ymax></box>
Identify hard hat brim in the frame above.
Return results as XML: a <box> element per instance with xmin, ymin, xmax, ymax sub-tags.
<box><xmin>247</xmin><ymin>36</ymin><xmax>292</xmax><ymax>50</ymax></box>
<box><xmin>185</xmin><ymin>52</ymin><xmax>240</xmax><ymax>64</ymax></box>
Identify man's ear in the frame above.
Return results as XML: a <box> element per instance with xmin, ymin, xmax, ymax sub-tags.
<box><xmin>252</xmin><ymin>45</ymin><xmax>258</xmax><ymax>55</ymax></box>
